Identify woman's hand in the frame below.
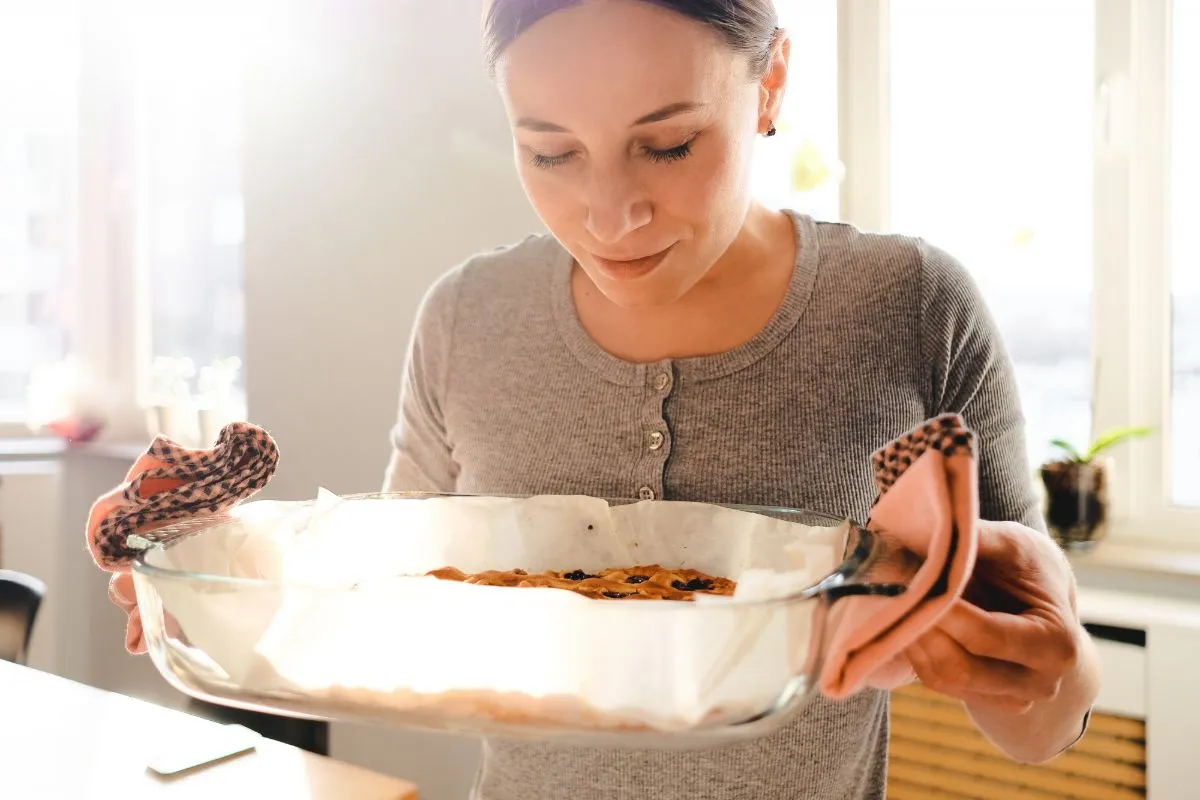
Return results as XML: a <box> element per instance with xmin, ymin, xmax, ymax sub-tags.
<box><xmin>904</xmin><ymin>520</ymin><xmax>1101</xmax><ymax>763</ymax></box>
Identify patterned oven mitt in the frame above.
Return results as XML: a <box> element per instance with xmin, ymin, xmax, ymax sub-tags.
<box><xmin>818</xmin><ymin>413</ymin><xmax>980</xmax><ymax>699</ymax></box>
<box><xmin>85</xmin><ymin>421</ymin><xmax>279</xmax><ymax>653</ymax></box>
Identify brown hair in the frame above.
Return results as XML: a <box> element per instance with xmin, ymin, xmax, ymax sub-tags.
<box><xmin>482</xmin><ymin>0</ymin><xmax>779</xmax><ymax>78</ymax></box>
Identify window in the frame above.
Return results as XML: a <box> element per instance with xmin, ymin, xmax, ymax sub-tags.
<box><xmin>889</xmin><ymin>0</ymin><xmax>1096</xmax><ymax>471</ymax></box>
<box><xmin>133</xmin><ymin>8</ymin><xmax>246</xmax><ymax>398</ymax></box>
<box><xmin>1171</xmin><ymin>1</ymin><xmax>1199</xmax><ymax>507</ymax></box>
<box><xmin>751</xmin><ymin>0</ymin><xmax>841</xmax><ymax>222</ymax></box>
<box><xmin>0</xmin><ymin>5</ymin><xmax>78</xmax><ymax>426</ymax></box>
<box><xmin>839</xmin><ymin>0</ymin><xmax>1198</xmax><ymax>541</ymax></box>
<box><xmin>3</xmin><ymin>1</ymin><xmax>247</xmax><ymax>442</ymax></box>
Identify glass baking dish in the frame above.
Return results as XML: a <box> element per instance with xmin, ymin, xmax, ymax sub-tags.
<box><xmin>129</xmin><ymin>492</ymin><xmax>905</xmax><ymax>749</ymax></box>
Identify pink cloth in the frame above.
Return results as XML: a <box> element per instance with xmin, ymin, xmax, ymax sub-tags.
<box><xmin>818</xmin><ymin>413</ymin><xmax>980</xmax><ymax>699</ymax></box>
<box><xmin>85</xmin><ymin>422</ymin><xmax>279</xmax><ymax>653</ymax></box>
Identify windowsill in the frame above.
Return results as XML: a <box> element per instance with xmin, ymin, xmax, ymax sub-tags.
<box><xmin>1067</xmin><ymin>525</ymin><xmax>1200</xmax><ymax>605</ymax></box>
<box><xmin>1067</xmin><ymin>536</ymin><xmax>1200</xmax><ymax>580</ymax></box>
<box><xmin>0</xmin><ymin>437</ymin><xmax>147</xmax><ymax>463</ymax></box>
<box><xmin>0</xmin><ymin>437</ymin><xmax>67</xmax><ymax>459</ymax></box>
<box><xmin>1078</xmin><ymin>585</ymin><xmax>1200</xmax><ymax>631</ymax></box>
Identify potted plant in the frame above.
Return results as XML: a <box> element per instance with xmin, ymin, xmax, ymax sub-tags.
<box><xmin>1040</xmin><ymin>425</ymin><xmax>1152</xmax><ymax>550</ymax></box>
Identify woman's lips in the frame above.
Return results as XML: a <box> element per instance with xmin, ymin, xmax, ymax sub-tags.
<box><xmin>590</xmin><ymin>244</ymin><xmax>675</xmax><ymax>281</ymax></box>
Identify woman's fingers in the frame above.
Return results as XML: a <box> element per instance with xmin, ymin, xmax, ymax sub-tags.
<box><xmin>935</xmin><ymin>600</ymin><xmax>1076</xmax><ymax>673</ymax></box>
<box><xmin>906</xmin><ymin>627</ymin><xmax>1061</xmax><ymax>705</ymax></box>
<box><xmin>906</xmin><ymin>629</ymin><xmax>1025</xmax><ymax>697</ymax></box>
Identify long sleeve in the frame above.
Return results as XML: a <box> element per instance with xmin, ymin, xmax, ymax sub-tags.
<box><xmin>383</xmin><ymin>269</ymin><xmax>462</xmax><ymax>494</ymax></box>
<box><xmin>918</xmin><ymin>241</ymin><xmax>1045</xmax><ymax>532</ymax></box>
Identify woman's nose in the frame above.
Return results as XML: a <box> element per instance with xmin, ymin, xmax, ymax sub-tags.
<box><xmin>583</xmin><ymin>168</ymin><xmax>652</xmax><ymax>246</ymax></box>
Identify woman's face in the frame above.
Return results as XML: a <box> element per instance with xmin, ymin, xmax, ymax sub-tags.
<box><xmin>495</xmin><ymin>0</ymin><xmax>786</xmax><ymax>309</ymax></box>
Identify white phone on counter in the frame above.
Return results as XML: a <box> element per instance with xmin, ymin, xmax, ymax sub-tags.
<box><xmin>146</xmin><ymin>723</ymin><xmax>262</xmax><ymax>776</ymax></box>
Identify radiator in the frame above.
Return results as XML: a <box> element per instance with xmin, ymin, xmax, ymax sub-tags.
<box><xmin>888</xmin><ymin>682</ymin><xmax>1146</xmax><ymax>799</ymax></box>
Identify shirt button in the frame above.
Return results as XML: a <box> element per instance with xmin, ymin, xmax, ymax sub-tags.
<box><xmin>648</xmin><ymin>431</ymin><xmax>665</xmax><ymax>451</ymax></box>
<box><xmin>654</xmin><ymin>372</ymin><xmax>671</xmax><ymax>392</ymax></box>
<box><xmin>638</xmin><ymin>486</ymin><xmax>656</xmax><ymax>501</ymax></box>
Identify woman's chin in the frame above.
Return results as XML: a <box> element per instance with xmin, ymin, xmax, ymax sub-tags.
<box><xmin>591</xmin><ymin>275</ymin><xmax>689</xmax><ymax>311</ymax></box>
<box><xmin>575</xmin><ymin>257</ymin><xmax>700</xmax><ymax>311</ymax></box>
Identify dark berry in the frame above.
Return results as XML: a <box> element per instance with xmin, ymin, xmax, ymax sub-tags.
<box><xmin>672</xmin><ymin>578</ymin><xmax>714</xmax><ymax>592</ymax></box>
<box><xmin>564</xmin><ymin>570</ymin><xmax>595</xmax><ymax>581</ymax></box>
<box><xmin>602</xmin><ymin>591</ymin><xmax>628</xmax><ymax>599</ymax></box>
<box><xmin>625</xmin><ymin>575</ymin><xmax>649</xmax><ymax>584</ymax></box>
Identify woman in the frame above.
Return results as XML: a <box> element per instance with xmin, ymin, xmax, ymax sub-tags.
<box><xmin>384</xmin><ymin>1</ymin><xmax>1101</xmax><ymax>797</ymax></box>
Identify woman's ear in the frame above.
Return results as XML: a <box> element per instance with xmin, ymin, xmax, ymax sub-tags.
<box><xmin>759</xmin><ymin>29</ymin><xmax>791</xmax><ymax>134</ymax></box>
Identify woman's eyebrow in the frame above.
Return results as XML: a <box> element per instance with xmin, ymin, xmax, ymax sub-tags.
<box><xmin>514</xmin><ymin>116</ymin><xmax>569</xmax><ymax>133</ymax></box>
<box><xmin>514</xmin><ymin>101</ymin><xmax>706</xmax><ymax>133</ymax></box>
<box><xmin>631</xmin><ymin>101</ymin><xmax>705</xmax><ymax>125</ymax></box>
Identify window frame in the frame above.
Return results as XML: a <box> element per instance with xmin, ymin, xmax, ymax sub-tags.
<box><xmin>77</xmin><ymin>3</ymin><xmax>150</xmax><ymax>443</ymax></box>
<box><xmin>838</xmin><ymin>0</ymin><xmax>1199</xmax><ymax>543</ymax></box>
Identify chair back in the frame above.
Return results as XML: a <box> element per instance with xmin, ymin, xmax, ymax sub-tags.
<box><xmin>0</xmin><ymin>569</ymin><xmax>47</xmax><ymax>665</ymax></box>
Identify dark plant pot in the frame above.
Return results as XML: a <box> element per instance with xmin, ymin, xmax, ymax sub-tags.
<box><xmin>1040</xmin><ymin>459</ymin><xmax>1109</xmax><ymax>551</ymax></box>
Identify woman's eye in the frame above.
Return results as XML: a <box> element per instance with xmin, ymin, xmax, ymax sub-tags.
<box><xmin>529</xmin><ymin>150</ymin><xmax>577</xmax><ymax>169</ymax></box>
<box><xmin>527</xmin><ymin>135</ymin><xmax>697</xmax><ymax>169</ymax></box>
<box><xmin>644</xmin><ymin>139</ymin><xmax>694</xmax><ymax>164</ymax></box>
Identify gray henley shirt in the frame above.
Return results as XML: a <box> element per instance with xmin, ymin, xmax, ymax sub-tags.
<box><xmin>384</xmin><ymin>211</ymin><xmax>1043</xmax><ymax>800</ymax></box>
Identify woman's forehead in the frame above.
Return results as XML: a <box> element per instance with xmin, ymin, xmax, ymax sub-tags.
<box><xmin>496</xmin><ymin>1</ymin><xmax>743</xmax><ymax>125</ymax></box>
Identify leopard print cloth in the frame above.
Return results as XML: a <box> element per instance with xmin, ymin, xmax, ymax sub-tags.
<box><xmin>871</xmin><ymin>413</ymin><xmax>976</xmax><ymax>497</ymax></box>
<box><xmin>92</xmin><ymin>422</ymin><xmax>279</xmax><ymax>569</ymax></box>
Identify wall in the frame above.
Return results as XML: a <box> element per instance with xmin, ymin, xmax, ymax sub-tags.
<box><xmin>240</xmin><ymin>3</ymin><xmax>541</xmax><ymax>797</ymax></box>
<box><xmin>242</xmin><ymin>1</ymin><xmax>538</xmax><ymax>497</ymax></box>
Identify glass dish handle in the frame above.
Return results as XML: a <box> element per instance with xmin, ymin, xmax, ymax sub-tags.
<box><xmin>812</xmin><ymin>523</ymin><xmax>910</xmax><ymax>605</ymax></box>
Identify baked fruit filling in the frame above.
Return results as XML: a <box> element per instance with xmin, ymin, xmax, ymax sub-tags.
<box><xmin>426</xmin><ymin>565</ymin><xmax>736</xmax><ymax>600</ymax></box>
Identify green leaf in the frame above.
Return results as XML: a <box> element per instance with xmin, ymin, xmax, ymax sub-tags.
<box><xmin>1085</xmin><ymin>425</ymin><xmax>1154</xmax><ymax>461</ymax></box>
<box><xmin>1050</xmin><ymin>439</ymin><xmax>1083</xmax><ymax>461</ymax></box>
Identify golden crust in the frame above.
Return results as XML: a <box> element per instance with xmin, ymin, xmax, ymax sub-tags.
<box><xmin>426</xmin><ymin>564</ymin><xmax>735</xmax><ymax>600</ymax></box>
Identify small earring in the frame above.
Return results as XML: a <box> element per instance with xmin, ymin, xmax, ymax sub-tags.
<box><xmin>765</xmin><ymin>123</ymin><xmax>777</xmax><ymax>137</ymax></box>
